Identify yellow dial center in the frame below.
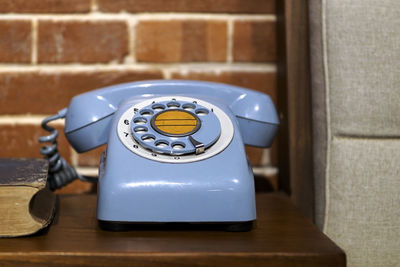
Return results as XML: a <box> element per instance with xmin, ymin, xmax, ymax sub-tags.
<box><xmin>152</xmin><ymin>110</ymin><xmax>200</xmax><ymax>136</ymax></box>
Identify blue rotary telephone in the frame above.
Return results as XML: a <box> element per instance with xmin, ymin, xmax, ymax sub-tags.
<box><xmin>39</xmin><ymin>80</ymin><xmax>278</xmax><ymax>231</ymax></box>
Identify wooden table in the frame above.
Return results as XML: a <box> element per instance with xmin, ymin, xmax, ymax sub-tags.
<box><xmin>0</xmin><ymin>193</ymin><xmax>345</xmax><ymax>266</ymax></box>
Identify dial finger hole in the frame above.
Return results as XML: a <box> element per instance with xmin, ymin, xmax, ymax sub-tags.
<box><xmin>134</xmin><ymin>126</ymin><xmax>148</xmax><ymax>133</ymax></box>
<box><xmin>140</xmin><ymin>109</ymin><xmax>154</xmax><ymax>116</ymax></box>
<box><xmin>141</xmin><ymin>134</ymin><xmax>155</xmax><ymax>142</ymax></box>
<box><xmin>195</xmin><ymin>108</ymin><xmax>209</xmax><ymax>116</ymax></box>
<box><xmin>167</xmin><ymin>101</ymin><xmax>180</xmax><ymax>109</ymax></box>
<box><xmin>134</xmin><ymin>117</ymin><xmax>147</xmax><ymax>124</ymax></box>
<box><xmin>152</xmin><ymin>104</ymin><xmax>166</xmax><ymax>111</ymax></box>
<box><xmin>155</xmin><ymin>140</ymin><xmax>169</xmax><ymax>148</ymax></box>
<box><xmin>172</xmin><ymin>142</ymin><xmax>186</xmax><ymax>150</ymax></box>
<box><xmin>182</xmin><ymin>103</ymin><xmax>196</xmax><ymax>111</ymax></box>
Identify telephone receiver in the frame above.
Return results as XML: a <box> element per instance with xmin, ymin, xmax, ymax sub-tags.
<box><xmin>62</xmin><ymin>80</ymin><xmax>279</xmax><ymax>231</ymax></box>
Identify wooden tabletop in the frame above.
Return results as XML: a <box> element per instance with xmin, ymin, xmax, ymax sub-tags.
<box><xmin>0</xmin><ymin>193</ymin><xmax>345</xmax><ymax>266</ymax></box>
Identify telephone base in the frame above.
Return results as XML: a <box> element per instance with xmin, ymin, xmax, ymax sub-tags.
<box><xmin>98</xmin><ymin>220</ymin><xmax>253</xmax><ymax>232</ymax></box>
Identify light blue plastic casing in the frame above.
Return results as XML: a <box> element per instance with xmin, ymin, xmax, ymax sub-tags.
<box><xmin>64</xmin><ymin>80</ymin><xmax>279</xmax><ymax>223</ymax></box>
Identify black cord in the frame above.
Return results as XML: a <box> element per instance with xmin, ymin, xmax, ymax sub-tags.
<box><xmin>38</xmin><ymin>108</ymin><xmax>97</xmax><ymax>191</ymax></box>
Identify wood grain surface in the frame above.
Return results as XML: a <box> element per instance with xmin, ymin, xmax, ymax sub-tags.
<box><xmin>0</xmin><ymin>193</ymin><xmax>345</xmax><ymax>266</ymax></box>
<box><xmin>276</xmin><ymin>0</ymin><xmax>314</xmax><ymax>219</ymax></box>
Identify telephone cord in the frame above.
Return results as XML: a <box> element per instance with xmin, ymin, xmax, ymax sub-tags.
<box><xmin>38</xmin><ymin>108</ymin><xmax>97</xmax><ymax>191</ymax></box>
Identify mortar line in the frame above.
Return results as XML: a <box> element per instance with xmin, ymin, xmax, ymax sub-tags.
<box><xmin>162</xmin><ymin>69</ymin><xmax>172</xmax><ymax>79</ymax></box>
<box><xmin>0</xmin><ymin>13</ymin><xmax>276</xmax><ymax>21</ymax></box>
<box><xmin>0</xmin><ymin>63</ymin><xmax>277</xmax><ymax>72</ymax></box>
<box><xmin>260</xmin><ymin>148</ymin><xmax>271</xmax><ymax>166</ymax></box>
<box><xmin>126</xmin><ymin>18</ymin><xmax>137</xmax><ymax>63</ymax></box>
<box><xmin>0</xmin><ymin>115</ymin><xmax>64</xmax><ymax>125</ymax></box>
<box><xmin>70</xmin><ymin>149</ymin><xmax>79</xmax><ymax>166</ymax></box>
<box><xmin>252</xmin><ymin>166</ymin><xmax>278</xmax><ymax>176</ymax></box>
<box><xmin>75</xmin><ymin>166</ymin><xmax>99</xmax><ymax>176</ymax></box>
<box><xmin>227</xmin><ymin>18</ymin><xmax>234</xmax><ymax>63</ymax></box>
<box><xmin>90</xmin><ymin>0</ymin><xmax>99</xmax><ymax>13</ymax></box>
<box><xmin>31</xmin><ymin>18</ymin><xmax>38</xmax><ymax>64</ymax></box>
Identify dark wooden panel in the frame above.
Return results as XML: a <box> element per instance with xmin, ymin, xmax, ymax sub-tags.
<box><xmin>276</xmin><ymin>0</ymin><xmax>314</xmax><ymax>219</ymax></box>
<box><xmin>0</xmin><ymin>194</ymin><xmax>345</xmax><ymax>266</ymax></box>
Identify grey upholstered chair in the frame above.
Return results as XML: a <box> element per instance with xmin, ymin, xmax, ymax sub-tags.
<box><xmin>309</xmin><ymin>1</ymin><xmax>400</xmax><ymax>266</ymax></box>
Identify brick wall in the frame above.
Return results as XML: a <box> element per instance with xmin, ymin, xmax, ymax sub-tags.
<box><xmin>0</xmin><ymin>0</ymin><xmax>278</xmax><ymax>193</ymax></box>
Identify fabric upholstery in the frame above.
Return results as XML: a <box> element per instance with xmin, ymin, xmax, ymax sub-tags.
<box><xmin>328</xmin><ymin>138</ymin><xmax>400</xmax><ymax>266</ymax></box>
<box><xmin>309</xmin><ymin>0</ymin><xmax>400</xmax><ymax>266</ymax></box>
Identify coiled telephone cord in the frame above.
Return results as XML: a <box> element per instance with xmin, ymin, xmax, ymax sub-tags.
<box><xmin>38</xmin><ymin>108</ymin><xmax>97</xmax><ymax>191</ymax></box>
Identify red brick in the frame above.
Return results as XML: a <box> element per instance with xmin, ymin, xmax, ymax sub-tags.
<box><xmin>0</xmin><ymin>20</ymin><xmax>31</xmax><ymax>63</ymax></box>
<box><xmin>136</xmin><ymin>20</ymin><xmax>227</xmax><ymax>62</ymax></box>
<box><xmin>233</xmin><ymin>20</ymin><xmax>276</xmax><ymax>62</ymax></box>
<box><xmin>0</xmin><ymin>0</ymin><xmax>90</xmax><ymax>13</ymax></box>
<box><xmin>78</xmin><ymin>145</ymin><xmax>106</xmax><ymax>167</ymax></box>
<box><xmin>170</xmin><ymin>70</ymin><xmax>277</xmax><ymax>104</ymax></box>
<box><xmin>245</xmin><ymin>146</ymin><xmax>263</xmax><ymax>166</ymax></box>
<box><xmin>98</xmin><ymin>0</ymin><xmax>275</xmax><ymax>14</ymax></box>
<box><xmin>246</xmin><ymin>144</ymin><xmax>278</xmax><ymax>167</ymax></box>
<box><xmin>38</xmin><ymin>20</ymin><xmax>128</xmax><ymax>63</ymax></box>
<box><xmin>0</xmin><ymin>69</ymin><xmax>163</xmax><ymax>114</ymax></box>
<box><xmin>0</xmin><ymin>124</ymin><xmax>71</xmax><ymax>163</ymax></box>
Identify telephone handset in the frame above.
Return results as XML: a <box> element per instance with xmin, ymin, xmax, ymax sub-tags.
<box><xmin>42</xmin><ymin>80</ymin><xmax>278</xmax><ymax>231</ymax></box>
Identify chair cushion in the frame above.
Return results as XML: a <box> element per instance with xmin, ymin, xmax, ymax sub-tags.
<box><xmin>309</xmin><ymin>0</ymin><xmax>400</xmax><ymax>266</ymax></box>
